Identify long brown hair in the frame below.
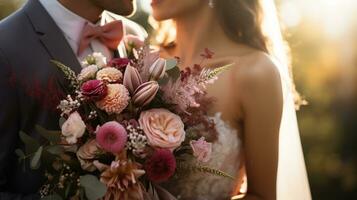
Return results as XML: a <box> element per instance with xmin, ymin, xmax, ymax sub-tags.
<box><xmin>215</xmin><ymin>0</ymin><xmax>268</xmax><ymax>52</ymax></box>
<box><xmin>150</xmin><ymin>0</ymin><xmax>268</xmax><ymax>53</ymax></box>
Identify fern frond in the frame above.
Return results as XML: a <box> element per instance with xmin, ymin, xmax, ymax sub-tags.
<box><xmin>177</xmin><ymin>162</ymin><xmax>235</xmax><ymax>180</ymax></box>
<box><xmin>200</xmin><ymin>63</ymin><xmax>234</xmax><ymax>84</ymax></box>
<box><xmin>194</xmin><ymin>164</ymin><xmax>235</xmax><ymax>180</ymax></box>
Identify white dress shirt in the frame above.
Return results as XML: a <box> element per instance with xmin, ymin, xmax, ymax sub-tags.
<box><xmin>39</xmin><ymin>0</ymin><xmax>113</xmax><ymax>62</ymax></box>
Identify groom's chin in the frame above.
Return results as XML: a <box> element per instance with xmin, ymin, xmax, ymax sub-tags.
<box><xmin>94</xmin><ymin>0</ymin><xmax>136</xmax><ymax>16</ymax></box>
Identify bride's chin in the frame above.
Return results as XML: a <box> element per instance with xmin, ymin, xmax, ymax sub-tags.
<box><xmin>151</xmin><ymin>11</ymin><xmax>171</xmax><ymax>21</ymax></box>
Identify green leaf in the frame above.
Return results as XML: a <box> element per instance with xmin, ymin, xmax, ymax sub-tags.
<box><xmin>15</xmin><ymin>149</ymin><xmax>25</xmax><ymax>158</ymax></box>
<box><xmin>167</xmin><ymin>66</ymin><xmax>181</xmax><ymax>81</ymax></box>
<box><xmin>36</xmin><ymin>125</ymin><xmax>61</xmax><ymax>143</ymax></box>
<box><xmin>59</xmin><ymin>117</ymin><xmax>66</xmax><ymax>128</ymax></box>
<box><xmin>41</xmin><ymin>194</ymin><xmax>63</xmax><ymax>200</ymax></box>
<box><xmin>159</xmin><ymin>66</ymin><xmax>181</xmax><ymax>86</ymax></box>
<box><xmin>19</xmin><ymin>131</ymin><xmax>40</xmax><ymax>154</ymax></box>
<box><xmin>165</xmin><ymin>58</ymin><xmax>178</xmax><ymax>71</ymax></box>
<box><xmin>65</xmin><ymin>182</ymin><xmax>72</xmax><ymax>199</ymax></box>
<box><xmin>46</xmin><ymin>145</ymin><xmax>65</xmax><ymax>155</ymax></box>
<box><xmin>30</xmin><ymin>146</ymin><xmax>43</xmax><ymax>170</ymax></box>
<box><xmin>80</xmin><ymin>175</ymin><xmax>107</xmax><ymax>200</ymax></box>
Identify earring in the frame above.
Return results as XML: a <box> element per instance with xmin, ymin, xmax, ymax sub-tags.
<box><xmin>208</xmin><ymin>0</ymin><xmax>214</xmax><ymax>8</ymax></box>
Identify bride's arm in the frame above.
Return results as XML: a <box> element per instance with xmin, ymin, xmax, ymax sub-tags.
<box><xmin>234</xmin><ymin>53</ymin><xmax>283</xmax><ymax>200</ymax></box>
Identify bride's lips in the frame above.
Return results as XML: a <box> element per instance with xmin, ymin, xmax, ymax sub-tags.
<box><xmin>151</xmin><ymin>0</ymin><xmax>163</xmax><ymax>6</ymax></box>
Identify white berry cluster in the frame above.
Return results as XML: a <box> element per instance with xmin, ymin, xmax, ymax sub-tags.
<box><xmin>126</xmin><ymin>124</ymin><xmax>148</xmax><ymax>157</ymax></box>
<box><xmin>88</xmin><ymin>110</ymin><xmax>98</xmax><ymax>119</ymax></box>
<box><xmin>57</xmin><ymin>95</ymin><xmax>81</xmax><ymax>117</ymax></box>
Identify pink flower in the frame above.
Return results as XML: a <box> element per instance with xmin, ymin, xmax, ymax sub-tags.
<box><xmin>96</xmin><ymin>121</ymin><xmax>128</xmax><ymax>154</ymax></box>
<box><xmin>108</xmin><ymin>58</ymin><xmax>130</xmax><ymax>71</ymax></box>
<box><xmin>149</xmin><ymin>58</ymin><xmax>166</xmax><ymax>81</ymax></box>
<box><xmin>144</xmin><ymin>149</ymin><xmax>176</xmax><ymax>183</ymax></box>
<box><xmin>124</xmin><ymin>34</ymin><xmax>145</xmax><ymax>49</ymax></box>
<box><xmin>96</xmin><ymin>67</ymin><xmax>123</xmax><ymax>83</ymax></box>
<box><xmin>139</xmin><ymin>109</ymin><xmax>185</xmax><ymax>150</ymax></box>
<box><xmin>81</xmin><ymin>80</ymin><xmax>108</xmax><ymax>101</ymax></box>
<box><xmin>96</xmin><ymin>84</ymin><xmax>130</xmax><ymax>114</ymax></box>
<box><xmin>200</xmin><ymin>48</ymin><xmax>215</xmax><ymax>59</ymax></box>
<box><xmin>99</xmin><ymin>159</ymin><xmax>145</xmax><ymax>200</ymax></box>
<box><xmin>190</xmin><ymin>137</ymin><xmax>212</xmax><ymax>163</ymax></box>
<box><xmin>132</xmin><ymin>81</ymin><xmax>159</xmax><ymax>107</ymax></box>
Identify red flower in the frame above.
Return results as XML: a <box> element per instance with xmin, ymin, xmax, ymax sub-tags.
<box><xmin>200</xmin><ymin>48</ymin><xmax>215</xmax><ymax>59</ymax></box>
<box><xmin>81</xmin><ymin>80</ymin><xmax>108</xmax><ymax>101</ymax></box>
<box><xmin>109</xmin><ymin>58</ymin><xmax>130</xmax><ymax>71</ymax></box>
<box><xmin>144</xmin><ymin>149</ymin><xmax>176</xmax><ymax>183</ymax></box>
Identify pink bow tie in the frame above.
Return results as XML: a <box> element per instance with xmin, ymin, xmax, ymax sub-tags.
<box><xmin>78</xmin><ymin>20</ymin><xmax>124</xmax><ymax>56</ymax></box>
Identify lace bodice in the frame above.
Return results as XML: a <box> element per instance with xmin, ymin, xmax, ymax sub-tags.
<box><xmin>163</xmin><ymin>113</ymin><xmax>242</xmax><ymax>200</ymax></box>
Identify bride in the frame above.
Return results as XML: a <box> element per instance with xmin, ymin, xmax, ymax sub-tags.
<box><xmin>149</xmin><ymin>0</ymin><xmax>311</xmax><ymax>199</ymax></box>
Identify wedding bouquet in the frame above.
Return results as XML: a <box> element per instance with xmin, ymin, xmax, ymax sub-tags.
<box><xmin>16</xmin><ymin>36</ymin><xmax>233</xmax><ymax>200</ymax></box>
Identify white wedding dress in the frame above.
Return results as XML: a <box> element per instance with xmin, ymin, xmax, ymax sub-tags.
<box><xmin>163</xmin><ymin>113</ymin><xmax>242</xmax><ymax>200</ymax></box>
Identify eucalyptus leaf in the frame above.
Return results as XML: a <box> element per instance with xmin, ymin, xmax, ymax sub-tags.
<box><xmin>80</xmin><ymin>175</ymin><xmax>107</xmax><ymax>200</ymax></box>
<box><xmin>30</xmin><ymin>146</ymin><xmax>43</xmax><ymax>170</ymax></box>
<box><xmin>41</xmin><ymin>194</ymin><xmax>63</xmax><ymax>200</ymax></box>
<box><xmin>35</xmin><ymin>125</ymin><xmax>61</xmax><ymax>143</ymax></box>
<box><xmin>59</xmin><ymin>117</ymin><xmax>66</xmax><ymax>128</ymax></box>
<box><xmin>46</xmin><ymin>145</ymin><xmax>65</xmax><ymax>155</ymax></box>
<box><xmin>19</xmin><ymin>131</ymin><xmax>40</xmax><ymax>154</ymax></box>
<box><xmin>165</xmin><ymin>58</ymin><xmax>178</xmax><ymax>71</ymax></box>
<box><xmin>15</xmin><ymin>149</ymin><xmax>25</xmax><ymax>158</ymax></box>
<box><xmin>166</xmin><ymin>66</ymin><xmax>181</xmax><ymax>82</ymax></box>
<box><xmin>65</xmin><ymin>182</ymin><xmax>72</xmax><ymax>199</ymax></box>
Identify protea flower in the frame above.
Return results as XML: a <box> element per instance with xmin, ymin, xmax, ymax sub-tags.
<box><xmin>132</xmin><ymin>81</ymin><xmax>159</xmax><ymax>107</ymax></box>
<box><xmin>123</xmin><ymin>65</ymin><xmax>143</xmax><ymax>94</ymax></box>
<box><xmin>149</xmin><ymin>58</ymin><xmax>166</xmax><ymax>81</ymax></box>
<box><xmin>99</xmin><ymin>159</ymin><xmax>145</xmax><ymax>200</ymax></box>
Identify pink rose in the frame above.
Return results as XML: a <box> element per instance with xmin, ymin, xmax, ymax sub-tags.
<box><xmin>190</xmin><ymin>137</ymin><xmax>212</xmax><ymax>163</ymax></box>
<box><xmin>139</xmin><ymin>108</ymin><xmax>185</xmax><ymax>150</ymax></box>
<box><xmin>81</xmin><ymin>80</ymin><xmax>108</xmax><ymax>101</ymax></box>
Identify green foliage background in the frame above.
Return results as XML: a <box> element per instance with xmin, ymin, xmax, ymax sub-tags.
<box><xmin>1</xmin><ymin>0</ymin><xmax>356</xmax><ymax>199</ymax></box>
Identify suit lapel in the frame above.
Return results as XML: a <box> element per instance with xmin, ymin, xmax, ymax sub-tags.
<box><xmin>23</xmin><ymin>0</ymin><xmax>82</xmax><ymax>73</ymax></box>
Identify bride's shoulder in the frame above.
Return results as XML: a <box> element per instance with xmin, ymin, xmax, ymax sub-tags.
<box><xmin>230</xmin><ymin>49</ymin><xmax>282</xmax><ymax>98</ymax></box>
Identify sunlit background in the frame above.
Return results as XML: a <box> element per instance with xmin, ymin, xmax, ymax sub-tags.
<box><xmin>1</xmin><ymin>0</ymin><xmax>357</xmax><ymax>199</ymax></box>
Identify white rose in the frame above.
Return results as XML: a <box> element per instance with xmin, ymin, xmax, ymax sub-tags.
<box><xmin>78</xmin><ymin>65</ymin><xmax>99</xmax><ymax>81</ymax></box>
<box><xmin>61</xmin><ymin>112</ymin><xmax>86</xmax><ymax>144</ymax></box>
<box><xmin>92</xmin><ymin>52</ymin><xmax>107</xmax><ymax>68</ymax></box>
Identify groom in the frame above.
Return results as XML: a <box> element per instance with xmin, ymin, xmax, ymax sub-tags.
<box><xmin>0</xmin><ymin>0</ymin><xmax>146</xmax><ymax>199</ymax></box>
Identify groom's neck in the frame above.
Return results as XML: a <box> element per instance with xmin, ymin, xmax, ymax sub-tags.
<box><xmin>58</xmin><ymin>0</ymin><xmax>103</xmax><ymax>23</ymax></box>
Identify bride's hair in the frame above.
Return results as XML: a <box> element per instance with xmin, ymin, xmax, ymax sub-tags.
<box><xmin>151</xmin><ymin>0</ymin><xmax>268</xmax><ymax>53</ymax></box>
<box><xmin>215</xmin><ymin>0</ymin><xmax>268</xmax><ymax>52</ymax></box>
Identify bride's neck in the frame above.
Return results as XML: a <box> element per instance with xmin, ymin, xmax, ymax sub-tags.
<box><xmin>173</xmin><ymin>7</ymin><xmax>231</xmax><ymax>67</ymax></box>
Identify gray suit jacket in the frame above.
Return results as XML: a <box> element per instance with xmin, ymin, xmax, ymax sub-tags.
<box><xmin>0</xmin><ymin>0</ymin><xmax>146</xmax><ymax>199</ymax></box>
